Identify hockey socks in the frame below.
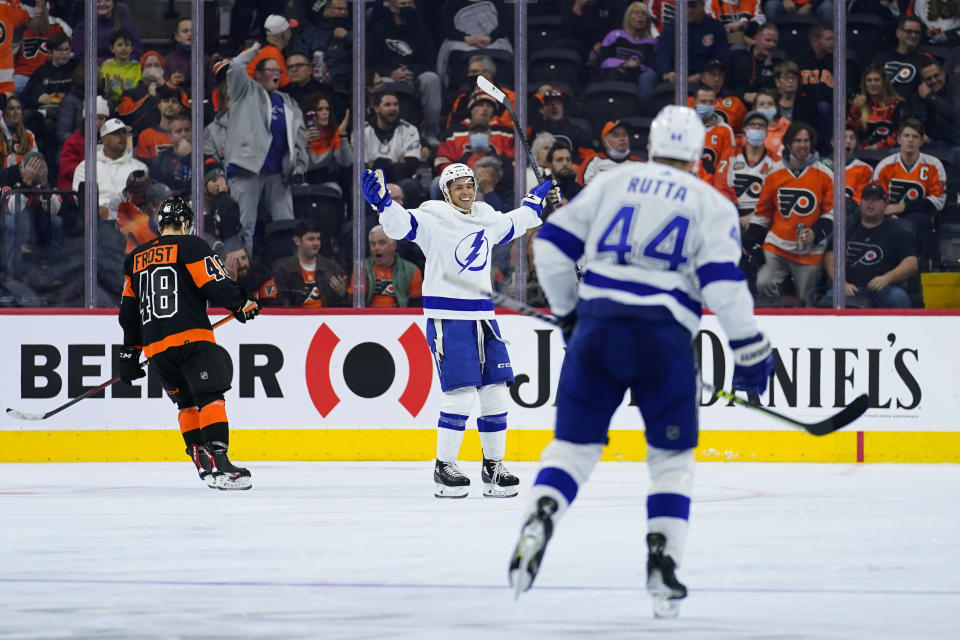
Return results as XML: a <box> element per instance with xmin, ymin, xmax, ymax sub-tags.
<box><xmin>436</xmin><ymin>412</ymin><xmax>467</xmax><ymax>463</ymax></box>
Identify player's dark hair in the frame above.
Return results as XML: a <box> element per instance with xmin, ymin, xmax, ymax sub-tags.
<box><xmin>784</xmin><ymin>121</ymin><xmax>817</xmax><ymax>150</ymax></box>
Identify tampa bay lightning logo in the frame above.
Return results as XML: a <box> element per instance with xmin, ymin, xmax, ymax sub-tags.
<box><xmin>455</xmin><ymin>230</ymin><xmax>489</xmax><ymax>273</ymax></box>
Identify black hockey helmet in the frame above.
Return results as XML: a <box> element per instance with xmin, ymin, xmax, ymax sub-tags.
<box><xmin>156</xmin><ymin>195</ymin><xmax>195</xmax><ymax>229</ymax></box>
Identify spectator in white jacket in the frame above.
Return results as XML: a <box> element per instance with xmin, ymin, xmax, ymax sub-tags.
<box><xmin>72</xmin><ymin>118</ymin><xmax>147</xmax><ymax>215</ymax></box>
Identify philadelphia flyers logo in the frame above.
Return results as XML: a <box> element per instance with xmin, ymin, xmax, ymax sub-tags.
<box><xmin>888</xmin><ymin>179</ymin><xmax>924</xmax><ymax>203</ymax></box>
<box><xmin>701</xmin><ymin>147</ymin><xmax>717</xmax><ymax>174</ymax></box>
<box><xmin>305</xmin><ymin>322</ymin><xmax>433</xmax><ymax>418</ymax></box>
<box><xmin>734</xmin><ymin>174</ymin><xmax>764</xmax><ymax>199</ymax></box>
<box><xmin>848</xmin><ymin>241</ymin><xmax>883</xmax><ymax>266</ymax></box>
<box><xmin>884</xmin><ymin>61</ymin><xmax>916</xmax><ymax>84</ymax></box>
<box><xmin>777</xmin><ymin>188</ymin><xmax>817</xmax><ymax>217</ymax></box>
<box><xmin>0</xmin><ymin>22</ymin><xmax>6</xmax><ymax>46</ymax></box>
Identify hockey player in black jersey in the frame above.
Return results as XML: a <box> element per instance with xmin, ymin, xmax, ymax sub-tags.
<box><xmin>117</xmin><ymin>196</ymin><xmax>261</xmax><ymax>490</ymax></box>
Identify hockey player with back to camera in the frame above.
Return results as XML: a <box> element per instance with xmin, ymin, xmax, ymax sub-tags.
<box><xmin>361</xmin><ymin>163</ymin><xmax>560</xmax><ymax>499</ymax></box>
<box><xmin>117</xmin><ymin>196</ymin><xmax>261</xmax><ymax>490</ymax></box>
<box><xmin>508</xmin><ymin>105</ymin><xmax>775</xmax><ymax>617</ymax></box>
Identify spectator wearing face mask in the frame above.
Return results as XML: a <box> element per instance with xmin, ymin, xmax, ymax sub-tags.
<box><xmin>116</xmin><ymin>51</ymin><xmax>189</xmax><ymax>136</ymax></box>
<box><xmin>435</xmin><ymin>90</ymin><xmax>514</xmax><ymax>175</ymax></box>
<box><xmin>579</xmin><ymin>121</ymin><xmax>643</xmax><ymax>185</ymax></box>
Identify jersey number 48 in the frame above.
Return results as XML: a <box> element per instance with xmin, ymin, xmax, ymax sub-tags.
<box><xmin>597</xmin><ymin>205</ymin><xmax>690</xmax><ymax>271</ymax></box>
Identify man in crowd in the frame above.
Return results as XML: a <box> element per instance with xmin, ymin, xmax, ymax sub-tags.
<box><xmin>435</xmin><ymin>90</ymin><xmax>514</xmax><ymax>175</ymax></box>
<box><xmin>363</xmin><ymin>89</ymin><xmax>422</xmax><ymax>183</ymax></box>
<box><xmin>875</xmin><ymin>15</ymin><xmax>936</xmax><ymax>115</ymax></box>
<box><xmin>135</xmin><ymin>84</ymin><xmax>185</xmax><ymax>160</ymax></box>
<box><xmin>823</xmin><ymin>182</ymin><xmax>917</xmax><ymax>308</ymax></box>
<box><xmin>149</xmin><ymin>114</ymin><xmax>192</xmax><ymax>194</ymax></box>
<box><xmin>579</xmin><ymin>121</ymin><xmax>642</xmax><ymax>185</ymax></box>
<box><xmin>746</xmin><ymin>121</ymin><xmax>834</xmax><ymax>306</ymax></box>
<box><xmin>350</xmin><ymin>225</ymin><xmax>423</xmax><ymax>308</ymax></box>
<box><xmin>445</xmin><ymin>56</ymin><xmax>516</xmax><ymax>130</ymax></box>
<box><xmin>528</xmin><ymin>87</ymin><xmax>591</xmax><ymax>162</ymax></box>
<box><xmin>73</xmin><ymin>118</ymin><xmax>148</xmax><ymax>213</ymax></box>
<box><xmin>227</xmin><ymin>42</ymin><xmax>308</xmax><ymax>255</ymax></box>
<box><xmin>545</xmin><ymin>141</ymin><xmax>581</xmax><ymax>202</ymax></box>
<box><xmin>282</xmin><ymin>52</ymin><xmax>334</xmax><ymax>106</ymax></box>
<box><xmin>726</xmin><ymin>22</ymin><xmax>779</xmax><ymax>106</ymax></box>
<box><xmin>656</xmin><ymin>0</ymin><xmax>728</xmax><ymax>86</ymax></box>
<box><xmin>272</xmin><ymin>219</ymin><xmax>348</xmax><ymax>308</ymax></box>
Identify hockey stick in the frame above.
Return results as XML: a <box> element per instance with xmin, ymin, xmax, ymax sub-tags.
<box><xmin>5</xmin><ymin>312</ymin><xmax>240</xmax><ymax>421</ymax></box>
<box><xmin>476</xmin><ymin>76</ymin><xmax>545</xmax><ymax>184</ymax></box>
<box><xmin>443</xmin><ymin>274</ymin><xmax>868</xmax><ymax>436</ymax></box>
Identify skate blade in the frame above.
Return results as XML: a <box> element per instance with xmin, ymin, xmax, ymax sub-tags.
<box><xmin>216</xmin><ymin>474</ymin><xmax>253</xmax><ymax>490</ymax></box>
<box><xmin>483</xmin><ymin>482</ymin><xmax>519</xmax><ymax>498</ymax></box>
<box><xmin>651</xmin><ymin>594</ymin><xmax>682</xmax><ymax>618</ymax></box>
<box><xmin>201</xmin><ymin>473</ymin><xmax>218</xmax><ymax>489</ymax></box>
<box><xmin>509</xmin><ymin>534</ymin><xmax>542</xmax><ymax>599</ymax></box>
<box><xmin>434</xmin><ymin>483</ymin><xmax>469</xmax><ymax>498</ymax></box>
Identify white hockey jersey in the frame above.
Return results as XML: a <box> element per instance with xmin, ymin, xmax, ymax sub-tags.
<box><xmin>379</xmin><ymin>198</ymin><xmax>542</xmax><ymax>319</ymax></box>
<box><xmin>727</xmin><ymin>147</ymin><xmax>778</xmax><ymax>216</ymax></box>
<box><xmin>533</xmin><ymin>160</ymin><xmax>759</xmax><ymax>342</ymax></box>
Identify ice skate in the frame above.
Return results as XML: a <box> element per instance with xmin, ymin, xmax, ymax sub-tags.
<box><xmin>646</xmin><ymin>533</ymin><xmax>687</xmax><ymax>618</ymax></box>
<box><xmin>186</xmin><ymin>444</ymin><xmax>217</xmax><ymax>488</ymax></box>
<box><xmin>204</xmin><ymin>442</ymin><xmax>252</xmax><ymax>491</ymax></box>
<box><xmin>434</xmin><ymin>460</ymin><xmax>469</xmax><ymax>498</ymax></box>
<box><xmin>481</xmin><ymin>458</ymin><xmax>519</xmax><ymax>497</ymax></box>
<box><xmin>508</xmin><ymin>496</ymin><xmax>557</xmax><ymax>599</ymax></box>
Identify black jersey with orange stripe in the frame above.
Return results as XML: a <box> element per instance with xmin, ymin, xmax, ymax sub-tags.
<box><xmin>119</xmin><ymin>234</ymin><xmax>245</xmax><ymax>357</ymax></box>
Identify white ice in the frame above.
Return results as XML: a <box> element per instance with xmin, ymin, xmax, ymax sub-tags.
<box><xmin>1</xmin><ymin>461</ymin><xmax>958</xmax><ymax>639</ymax></box>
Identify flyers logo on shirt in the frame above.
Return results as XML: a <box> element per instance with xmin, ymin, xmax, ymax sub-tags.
<box><xmin>304</xmin><ymin>322</ymin><xmax>433</xmax><ymax>418</ymax></box>
<box><xmin>884</xmin><ymin>61</ymin><xmax>915</xmax><ymax>84</ymax></box>
<box><xmin>889</xmin><ymin>179</ymin><xmax>925</xmax><ymax>203</ymax></box>
<box><xmin>701</xmin><ymin>147</ymin><xmax>717</xmax><ymax>174</ymax></box>
<box><xmin>734</xmin><ymin>174</ymin><xmax>764</xmax><ymax>198</ymax></box>
<box><xmin>848</xmin><ymin>241</ymin><xmax>883</xmax><ymax>266</ymax></box>
<box><xmin>777</xmin><ymin>188</ymin><xmax>817</xmax><ymax>217</ymax></box>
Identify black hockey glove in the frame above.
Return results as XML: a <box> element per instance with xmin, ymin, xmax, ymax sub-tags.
<box><xmin>556</xmin><ymin>311</ymin><xmax>577</xmax><ymax>344</ymax></box>
<box><xmin>117</xmin><ymin>346</ymin><xmax>146</xmax><ymax>383</ymax></box>
<box><xmin>234</xmin><ymin>294</ymin><xmax>261</xmax><ymax>323</ymax></box>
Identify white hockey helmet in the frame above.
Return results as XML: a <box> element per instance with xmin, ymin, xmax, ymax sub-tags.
<box><xmin>648</xmin><ymin>105</ymin><xmax>706</xmax><ymax>164</ymax></box>
<box><xmin>439</xmin><ymin>163</ymin><xmax>477</xmax><ymax>211</ymax></box>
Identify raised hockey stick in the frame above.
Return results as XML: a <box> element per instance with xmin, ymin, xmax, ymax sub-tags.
<box><xmin>5</xmin><ymin>312</ymin><xmax>241</xmax><ymax>422</ymax></box>
<box><xmin>476</xmin><ymin>76</ymin><xmax>546</xmax><ymax>184</ymax></box>
<box><xmin>443</xmin><ymin>274</ymin><xmax>869</xmax><ymax>436</ymax></box>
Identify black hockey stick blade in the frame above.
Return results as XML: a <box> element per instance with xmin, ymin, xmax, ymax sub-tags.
<box><xmin>476</xmin><ymin>76</ymin><xmax>547</xmax><ymax>184</ymax></box>
<box><xmin>708</xmin><ymin>385</ymin><xmax>869</xmax><ymax>436</ymax></box>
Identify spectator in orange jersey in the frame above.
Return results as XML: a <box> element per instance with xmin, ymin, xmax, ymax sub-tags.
<box><xmin>350</xmin><ymin>225</ymin><xmax>423</xmax><ymax>308</ymax></box>
<box><xmin>848</xmin><ymin>65</ymin><xmax>904</xmax><ymax>151</ymax></box>
<box><xmin>247</xmin><ymin>15</ymin><xmax>296</xmax><ymax>89</ymax></box>
<box><xmin>706</xmin><ymin>0</ymin><xmax>766</xmax><ymax>44</ymax></box>
<box><xmin>872</xmin><ymin>119</ymin><xmax>947</xmax><ymax>264</ymax></box>
<box><xmin>754</xmin><ymin>88</ymin><xmax>788</xmax><ymax>160</ymax></box>
<box><xmin>843</xmin><ymin>125</ymin><xmax>873</xmax><ymax>204</ymax></box>
<box><xmin>0</xmin><ymin>0</ymin><xmax>40</xmax><ymax>95</ymax></box>
<box><xmin>693</xmin><ymin>85</ymin><xmax>736</xmax><ymax>176</ymax></box>
<box><xmin>107</xmin><ymin>169</ymin><xmax>158</xmax><ymax>253</ymax></box>
<box><xmin>435</xmin><ymin>90</ymin><xmax>514</xmax><ymax>175</ymax></box>
<box><xmin>14</xmin><ymin>1</ymin><xmax>70</xmax><ymax>94</ymax></box>
<box><xmin>692</xmin><ymin>59</ymin><xmax>747</xmax><ymax>136</ymax></box>
<box><xmin>0</xmin><ymin>95</ymin><xmax>38</xmax><ymax>168</ymax></box>
<box><xmin>135</xmin><ymin>84</ymin><xmax>184</xmax><ymax>160</ymax></box>
<box><xmin>746</xmin><ymin>121</ymin><xmax>834</xmax><ymax>306</ymax></box>
<box><xmin>272</xmin><ymin>219</ymin><xmax>348</xmax><ymax>308</ymax></box>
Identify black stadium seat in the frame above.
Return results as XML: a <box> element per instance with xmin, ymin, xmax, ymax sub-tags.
<box><xmin>847</xmin><ymin>14</ymin><xmax>884</xmax><ymax>67</ymax></box>
<box><xmin>528</xmin><ymin>49</ymin><xmax>583</xmax><ymax>93</ymax></box>
<box><xmin>773</xmin><ymin>14</ymin><xmax>819</xmax><ymax>57</ymax></box>
<box><xmin>583</xmin><ymin>81</ymin><xmax>644</xmax><ymax>130</ymax></box>
<box><xmin>623</xmin><ymin>116</ymin><xmax>652</xmax><ymax>155</ymax></box>
<box><xmin>528</xmin><ymin>15</ymin><xmax>562</xmax><ymax>53</ymax></box>
<box><xmin>645</xmin><ymin>81</ymin><xmax>677</xmax><ymax>117</ymax></box>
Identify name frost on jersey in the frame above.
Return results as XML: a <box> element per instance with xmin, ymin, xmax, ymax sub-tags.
<box><xmin>777</xmin><ymin>188</ymin><xmax>817</xmax><ymax>217</ymax></box>
<box><xmin>849</xmin><ymin>241</ymin><xmax>883</xmax><ymax>266</ymax></box>
<box><xmin>455</xmin><ymin>230</ymin><xmax>489</xmax><ymax>272</ymax></box>
<box><xmin>888</xmin><ymin>179</ymin><xmax>925</xmax><ymax>203</ymax></box>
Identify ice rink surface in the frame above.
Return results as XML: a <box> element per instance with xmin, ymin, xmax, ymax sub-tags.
<box><xmin>1</xmin><ymin>461</ymin><xmax>958</xmax><ymax>639</ymax></box>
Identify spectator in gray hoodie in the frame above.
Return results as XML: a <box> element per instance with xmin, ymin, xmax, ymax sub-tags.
<box><xmin>226</xmin><ymin>42</ymin><xmax>308</xmax><ymax>255</ymax></box>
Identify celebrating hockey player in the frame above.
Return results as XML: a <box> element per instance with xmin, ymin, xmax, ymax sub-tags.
<box><xmin>117</xmin><ymin>196</ymin><xmax>261</xmax><ymax>490</ymax></box>
<box><xmin>361</xmin><ymin>164</ymin><xmax>556</xmax><ymax>498</ymax></box>
<box><xmin>509</xmin><ymin>106</ymin><xmax>775</xmax><ymax>616</ymax></box>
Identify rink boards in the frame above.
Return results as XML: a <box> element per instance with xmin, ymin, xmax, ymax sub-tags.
<box><xmin>0</xmin><ymin>309</ymin><xmax>958</xmax><ymax>463</ymax></box>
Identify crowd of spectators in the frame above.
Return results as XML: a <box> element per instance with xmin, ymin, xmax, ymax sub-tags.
<box><xmin>0</xmin><ymin>0</ymin><xmax>958</xmax><ymax>309</ymax></box>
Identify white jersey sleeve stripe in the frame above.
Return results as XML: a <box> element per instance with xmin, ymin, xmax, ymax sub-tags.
<box><xmin>536</xmin><ymin>222</ymin><xmax>585</xmax><ymax>262</ymax></box>
<box><xmin>582</xmin><ymin>271</ymin><xmax>702</xmax><ymax>317</ymax></box>
<box><xmin>696</xmin><ymin>262</ymin><xmax>746</xmax><ymax>286</ymax></box>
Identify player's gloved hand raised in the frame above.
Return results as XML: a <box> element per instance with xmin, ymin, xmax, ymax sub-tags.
<box><xmin>545</xmin><ymin>179</ymin><xmax>562</xmax><ymax>209</ymax></box>
<box><xmin>117</xmin><ymin>346</ymin><xmax>146</xmax><ymax>383</ymax></box>
<box><xmin>234</xmin><ymin>295</ymin><xmax>261</xmax><ymax>323</ymax></box>
<box><xmin>521</xmin><ymin>180</ymin><xmax>554</xmax><ymax>216</ymax></box>
<box><xmin>730</xmin><ymin>333</ymin><xmax>775</xmax><ymax>395</ymax></box>
<box><xmin>361</xmin><ymin>169</ymin><xmax>393</xmax><ymax>213</ymax></box>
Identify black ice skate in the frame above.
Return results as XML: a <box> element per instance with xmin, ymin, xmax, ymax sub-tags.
<box><xmin>646</xmin><ymin>532</ymin><xmax>687</xmax><ymax>618</ymax></box>
<box><xmin>434</xmin><ymin>460</ymin><xmax>470</xmax><ymax>498</ymax></box>
<box><xmin>509</xmin><ymin>496</ymin><xmax>557</xmax><ymax>599</ymax></box>
<box><xmin>481</xmin><ymin>458</ymin><xmax>519</xmax><ymax>497</ymax></box>
<box><xmin>186</xmin><ymin>444</ymin><xmax>217</xmax><ymax>488</ymax></box>
<box><xmin>205</xmin><ymin>441</ymin><xmax>252</xmax><ymax>491</ymax></box>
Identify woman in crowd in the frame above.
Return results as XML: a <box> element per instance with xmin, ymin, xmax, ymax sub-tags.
<box><xmin>300</xmin><ymin>92</ymin><xmax>353</xmax><ymax>195</ymax></box>
<box><xmin>597</xmin><ymin>1</ymin><xmax>659</xmax><ymax>104</ymax></box>
<box><xmin>754</xmin><ymin>89</ymin><xmax>789</xmax><ymax>161</ymax></box>
<box><xmin>1</xmin><ymin>96</ymin><xmax>40</xmax><ymax>168</ymax></box>
<box><xmin>848</xmin><ymin>64</ymin><xmax>904</xmax><ymax>151</ymax></box>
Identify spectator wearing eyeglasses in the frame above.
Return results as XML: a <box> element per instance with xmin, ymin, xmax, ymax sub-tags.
<box><xmin>282</xmin><ymin>52</ymin><xmax>335</xmax><ymax>108</ymax></box>
<box><xmin>247</xmin><ymin>15</ymin><xmax>298</xmax><ymax>89</ymax></box>
<box><xmin>916</xmin><ymin>60</ymin><xmax>960</xmax><ymax>160</ymax></box>
<box><xmin>21</xmin><ymin>32</ymin><xmax>77</xmax><ymax>112</ymax></box>
<box><xmin>872</xmin><ymin>16</ymin><xmax>936</xmax><ymax>117</ymax></box>
<box><xmin>226</xmin><ymin>42</ymin><xmax>308</xmax><ymax>256</ymax></box>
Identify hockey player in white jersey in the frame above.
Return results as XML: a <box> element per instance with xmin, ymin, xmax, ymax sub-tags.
<box><xmin>508</xmin><ymin>105</ymin><xmax>775</xmax><ymax>616</ymax></box>
<box><xmin>361</xmin><ymin>164</ymin><xmax>556</xmax><ymax>498</ymax></box>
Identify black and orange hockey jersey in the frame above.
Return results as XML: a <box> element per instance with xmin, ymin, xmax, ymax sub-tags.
<box><xmin>845</xmin><ymin>157</ymin><xmax>873</xmax><ymax>203</ymax></box>
<box><xmin>750</xmin><ymin>160</ymin><xmax>834</xmax><ymax>265</ymax></box>
<box><xmin>119</xmin><ymin>234</ymin><xmax>245</xmax><ymax>357</ymax></box>
<box><xmin>872</xmin><ymin>152</ymin><xmax>947</xmax><ymax>213</ymax></box>
<box><xmin>701</xmin><ymin>119</ymin><xmax>736</xmax><ymax>176</ymax></box>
